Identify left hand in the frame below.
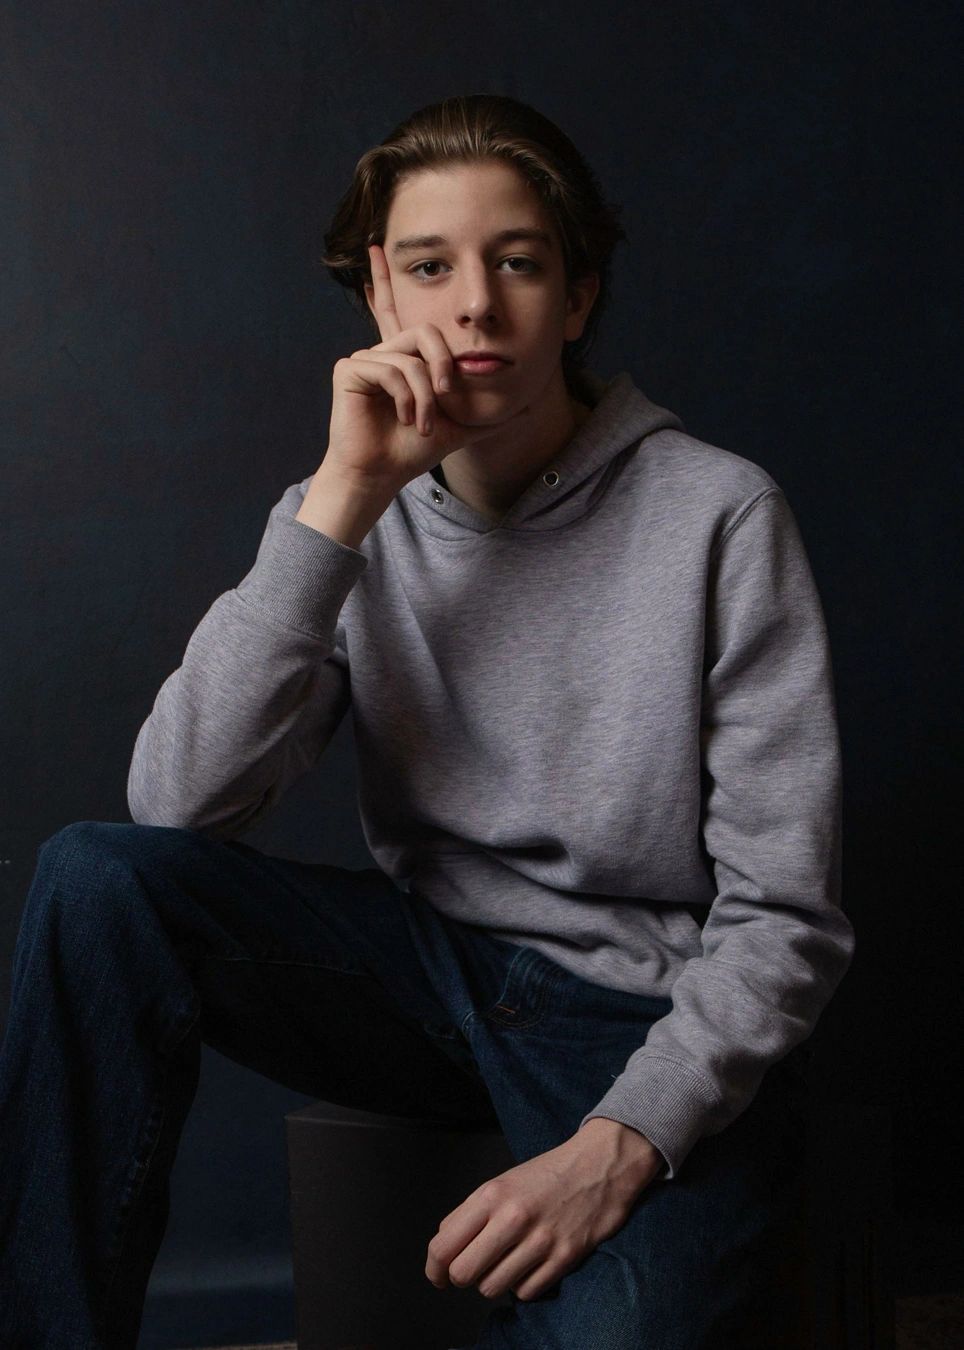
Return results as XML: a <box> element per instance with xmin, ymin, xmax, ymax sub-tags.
<box><xmin>424</xmin><ymin>1119</ymin><xmax>665</xmax><ymax>1302</ymax></box>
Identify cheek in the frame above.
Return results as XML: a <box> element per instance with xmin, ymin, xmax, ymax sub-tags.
<box><xmin>522</xmin><ymin>292</ymin><xmax>566</xmax><ymax>334</ymax></box>
<box><xmin>387</xmin><ymin>273</ymin><xmax>421</xmax><ymax>320</ymax></box>
<box><xmin>398</xmin><ymin>292</ymin><xmax>445</xmax><ymax>335</ymax></box>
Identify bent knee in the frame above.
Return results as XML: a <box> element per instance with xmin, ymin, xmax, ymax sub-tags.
<box><xmin>38</xmin><ymin>819</ymin><xmax>208</xmax><ymax>882</ymax></box>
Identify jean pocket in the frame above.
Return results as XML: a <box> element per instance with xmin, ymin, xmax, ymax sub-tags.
<box><xmin>478</xmin><ymin>946</ymin><xmax>565</xmax><ymax>1030</ymax></box>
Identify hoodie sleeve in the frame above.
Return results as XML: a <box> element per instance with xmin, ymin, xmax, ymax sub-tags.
<box><xmin>127</xmin><ymin>478</ymin><xmax>369</xmax><ymax>841</ymax></box>
<box><xmin>578</xmin><ymin>486</ymin><xmax>856</xmax><ymax>1179</ymax></box>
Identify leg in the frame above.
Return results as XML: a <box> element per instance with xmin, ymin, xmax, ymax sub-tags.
<box><xmin>453</xmin><ymin>944</ymin><xmax>811</xmax><ymax>1349</ymax></box>
<box><xmin>0</xmin><ymin>820</ymin><xmax>501</xmax><ymax>1349</ymax></box>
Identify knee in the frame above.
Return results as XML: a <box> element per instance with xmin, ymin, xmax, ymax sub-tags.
<box><xmin>41</xmin><ymin>819</ymin><xmax>130</xmax><ymax>854</ymax></box>
<box><xmin>547</xmin><ymin>1239</ymin><xmax>721</xmax><ymax>1350</ymax></box>
<box><xmin>35</xmin><ymin>820</ymin><xmax>205</xmax><ymax>903</ymax></box>
<box><xmin>519</xmin><ymin>1247</ymin><xmax>686</xmax><ymax>1350</ymax></box>
<box><xmin>41</xmin><ymin>819</ymin><xmax>193</xmax><ymax>866</ymax></box>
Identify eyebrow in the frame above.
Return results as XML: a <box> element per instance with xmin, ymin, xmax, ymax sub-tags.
<box><xmin>390</xmin><ymin>227</ymin><xmax>553</xmax><ymax>256</ymax></box>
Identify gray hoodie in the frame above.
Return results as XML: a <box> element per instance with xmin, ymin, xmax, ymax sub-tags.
<box><xmin>127</xmin><ymin>367</ymin><xmax>855</xmax><ymax>1179</ymax></box>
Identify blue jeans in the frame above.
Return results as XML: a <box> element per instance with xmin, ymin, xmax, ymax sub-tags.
<box><xmin>0</xmin><ymin>820</ymin><xmax>810</xmax><ymax>1349</ymax></box>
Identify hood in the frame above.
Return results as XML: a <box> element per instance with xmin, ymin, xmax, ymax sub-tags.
<box><xmin>397</xmin><ymin>367</ymin><xmax>686</xmax><ymax>536</ymax></box>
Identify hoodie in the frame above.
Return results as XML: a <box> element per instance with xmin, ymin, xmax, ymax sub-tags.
<box><xmin>127</xmin><ymin>367</ymin><xmax>856</xmax><ymax>1180</ymax></box>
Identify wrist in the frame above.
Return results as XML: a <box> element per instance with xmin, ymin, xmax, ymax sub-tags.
<box><xmin>575</xmin><ymin>1117</ymin><xmax>664</xmax><ymax>1190</ymax></box>
<box><xmin>315</xmin><ymin>452</ymin><xmax>408</xmax><ymax>503</ymax></box>
<box><xmin>296</xmin><ymin>462</ymin><xmax>399</xmax><ymax>550</ymax></box>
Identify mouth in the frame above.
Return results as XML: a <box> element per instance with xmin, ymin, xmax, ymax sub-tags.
<box><xmin>454</xmin><ymin>356</ymin><xmax>511</xmax><ymax>376</ymax></box>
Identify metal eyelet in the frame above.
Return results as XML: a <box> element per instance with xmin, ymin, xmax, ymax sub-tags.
<box><xmin>543</xmin><ymin>470</ymin><xmax>560</xmax><ymax>487</ymax></box>
<box><xmin>430</xmin><ymin>487</ymin><xmax>444</xmax><ymax>503</ymax></box>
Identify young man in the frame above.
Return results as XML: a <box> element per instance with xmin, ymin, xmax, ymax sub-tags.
<box><xmin>0</xmin><ymin>94</ymin><xmax>855</xmax><ymax>1348</ymax></box>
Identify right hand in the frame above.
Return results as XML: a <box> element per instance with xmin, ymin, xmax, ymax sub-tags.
<box><xmin>323</xmin><ymin>243</ymin><xmax>529</xmax><ymax>490</ymax></box>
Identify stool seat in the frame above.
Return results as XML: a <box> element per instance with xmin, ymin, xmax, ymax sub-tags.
<box><xmin>285</xmin><ymin>1101</ymin><xmax>516</xmax><ymax>1350</ymax></box>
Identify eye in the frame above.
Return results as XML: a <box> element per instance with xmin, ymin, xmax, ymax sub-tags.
<box><xmin>408</xmin><ymin>260</ymin><xmax>448</xmax><ymax>280</ymax></box>
<box><xmin>407</xmin><ymin>256</ymin><xmax>541</xmax><ymax>281</ymax></box>
<box><xmin>500</xmin><ymin>256</ymin><xmax>540</xmax><ymax>274</ymax></box>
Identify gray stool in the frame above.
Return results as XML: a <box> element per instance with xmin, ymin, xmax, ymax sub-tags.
<box><xmin>285</xmin><ymin>1101</ymin><xmax>516</xmax><ymax>1350</ymax></box>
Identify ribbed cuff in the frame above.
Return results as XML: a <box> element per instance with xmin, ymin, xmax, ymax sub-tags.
<box><xmin>578</xmin><ymin>1054</ymin><xmax>722</xmax><ymax>1181</ymax></box>
<box><xmin>236</xmin><ymin>511</ymin><xmax>368</xmax><ymax>642</ymax></box>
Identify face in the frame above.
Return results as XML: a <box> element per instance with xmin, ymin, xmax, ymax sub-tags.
<box><xmin>364</xmin><ymin>159</ymin><xmax>599</xmax><ymax>425</ymax></box>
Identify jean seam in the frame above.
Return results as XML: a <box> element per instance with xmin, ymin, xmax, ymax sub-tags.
<box><xmin>99</xmin><ymin>998</ymin><xmax>201</xmax><ymax>1337</ymax></box>
<box><xmin>99</xmin><ymin>1090</ymin><xmax>164</xmax><ymax>1334</ymax></box>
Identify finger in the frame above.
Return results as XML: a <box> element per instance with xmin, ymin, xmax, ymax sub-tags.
<box><xmin>449</xmin><ymin>1227</ymin><xmax>520</xmax><ymax>1292</ymax></box>
<box><xmin>445</xmin><ymin>1213</ymin><xmax>523</xmax><ymax>1291</ymax></box>
<box><xmin>410</xmin><ymin>324</ymin><xmax>455</xmax><ymax>395</ymax></box>
<box><xmin>366</xmin><ymin>322</ymin><xmax>455</xmax><ymax>397</ymax></box>
<box><xmin>338</xmin><ymin>354</ymin><xmax>416</xmax><ymax>426</ymax></box>
<box><xmin>425</xmin><ymin>1206</ymin><xmax>489</xmax><ymax>1287</ymax></box>
<box><xmin>478</xmin><ymin>1237</ymin><xmax>551</xmax><ymax>1300</ymax></box>
<box><xmin>350</xmin><ymin>349</ymin><xmax>437</xmax><ymax>436</ymax></box>
<box><xmin>368</xmin><ymin>243</ymin><xmax>402</xmax><ymax>343</ymax></box>
<box><xmin>512</xmin><ymin>1256</ymin><xmax>568</xmax><ymax>1302</ymax></box>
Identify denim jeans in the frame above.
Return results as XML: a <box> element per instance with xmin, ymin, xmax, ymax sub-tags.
<box><xmin>0</xmin><ymin>820</ymin><xmax>811</xmax><ymax>1349</ymax></box>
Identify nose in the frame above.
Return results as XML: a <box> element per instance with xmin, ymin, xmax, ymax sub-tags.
<box><xmin>454</xmin><ymin>261</ymin><xmax>500</xmax><ymax>327</ymax></box>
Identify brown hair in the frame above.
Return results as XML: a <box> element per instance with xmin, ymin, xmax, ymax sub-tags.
<box><xmin>321</xmin><ymin>93</ymin><xmax>627</xmax><ymax>392</ymax></box>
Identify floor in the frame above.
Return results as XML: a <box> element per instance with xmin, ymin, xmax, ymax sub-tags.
<box><xmin>177</xmin><ymin>1298</ymin><xmax>964</xmax><ymax>1350</ymax></box>
<box><xmin>895</xmin><ymin>1295</ymin><xmax>964</xmax><ymax>1349</ymax></box>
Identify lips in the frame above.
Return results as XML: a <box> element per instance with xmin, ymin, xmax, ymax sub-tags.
<box><xmin>455</xmin><ymin>354</ymin><xmax>511</xmax><ymax>375</ymax></box>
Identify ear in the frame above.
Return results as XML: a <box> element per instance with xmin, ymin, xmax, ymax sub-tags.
<box><xmin>564</xmin><ymin>272</ymin><xmax>601</xmax><ymax>343</ymax></box>
<box><xmin>363</xmin><ymin>281</ymin><xmax>375</xmax><ymax>317</ymax></box>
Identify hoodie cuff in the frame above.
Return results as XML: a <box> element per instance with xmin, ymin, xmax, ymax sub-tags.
<box><xmin>577</xmin><ymin>1054</ymin><xmax>722</xmax><ymax>1181</ymax></box>
<box><xmin>235</xmin><ymin>511</ymin><xmax>368</xmax><ymax>643</ymax></box>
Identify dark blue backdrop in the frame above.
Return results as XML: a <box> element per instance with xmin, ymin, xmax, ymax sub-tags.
<box><xmin>1</xmin><ymin>2</ymin><xmax>958</xmax><ymax>1345</ymax></box>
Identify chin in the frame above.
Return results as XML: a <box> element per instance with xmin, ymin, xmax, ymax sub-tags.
<box><xmin>451</xmin><ymin>385</ymin><xmax>525</xmax><ymax>413</ymax></box>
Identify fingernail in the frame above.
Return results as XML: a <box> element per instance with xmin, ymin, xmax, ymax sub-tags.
<box><xmin>439</xmin><ymin>375</ymin><xmax>451</xmax><ymax>392</ymax></box>
<box><xmin>424</xmin><ymin>416</ymin><xmax>433</xmax><ymax>434</ymax></box>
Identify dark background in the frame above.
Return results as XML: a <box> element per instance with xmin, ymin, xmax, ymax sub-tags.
<box><xmin>1</xmin><ymin>1</ymin><xmax>959</xmax><ymax>1346</ymax></box>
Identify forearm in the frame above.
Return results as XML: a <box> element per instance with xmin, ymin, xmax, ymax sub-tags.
<box><xmin>128</xmin><ymin>478</ymin><xmax>368</xmax><ymax>837</ymax></box>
